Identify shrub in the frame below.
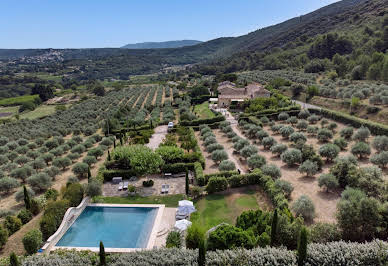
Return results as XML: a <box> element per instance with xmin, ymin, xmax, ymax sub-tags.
<box><xmin>186</xmin><ymin>224</ymin><xmax>205</xmax><ymax>249</ymax></box>
<box><xmin>317</xmin><ymin>128</ymin><xmax>333</xmax><ymax>142</ymax></box>
<box><xmin>271</xmin><ymin>124</ymin><xmax>283</xmax><ymax>133</ymax></box>
<box><xmin>292</xmin><ymin>195</ymin><xmax>315</xmax><ymax>221</ymax></box>
<box><xmin>340</xmin><ymin>127</ymin><xmax>354</xmax><ymax>139</ymax></box>
<box><xmin>166</xmin><ymin>231</ymin><xmax>181</xmax><ymax>248</ymax></box>
<box><xmin>370</xmin><ymin>151</ymin><xmax>388</xmax><ymax>168</ymax></box>
<box><xmin>72</xmin><ymin>162</ymin><xmax>90</xmax><ymax>178</ymax></box>
<box><xmin>372</xmin><ymin>135</ymin><xmax>388</xmax><ymax>152</ymax></box>
<box><xmin>22</xmin><ymin>229</ymin><xmax>42</xmax><ymax>255</ymax></box>
<box><xmin>206</xmin><ymin>177</ymin><xmax>228</xmax><ymax>193</ymax></box>
<box><xmin>353</xmin><ymin>126</ymin><xmax>370</xmax><ymax>142</ymax></box>
<box><xmin>281</xmin><ymin>149</ymin><xmax>302</xmax><ymax>167</ymax></box>
<box><xmin>351</xmin><ymin>142</ymin><xmax>371</xmax><ymax>159</ymax></box>
<box><xmin>63</xmin><ymin>183</ymin><xmax>84</xmax><ymax>207</ymax></box>
<box><xmin>27</xmin><ymin>173</ymin><xmax>51</xmax><ymax>192</ymax></box>
<box><xmin>279</xmin><ymin>126</ymin><xmax>294</xmax><ymax>139</ymax></box>
<box><xmin>17</xmin><ymin>209</ymin><xmax>32</xmax><ymax>224</ymax></box>
<box><xmin>262</xmin><ymin>137</ymin><xmax>276</xmax><ymax>150</ymax></box>
<box><xmin>287</xmin><ymin>116</ymin><xmax>298</xmax><ymax>125</ymax></box>
<box><xmin>142</xmin><ymin>180</ymin><xmax>154</xmax><ymax>187</ymax></box>
<box><xmin>218</xmin><ymin>160</ymin><xmax>236</xmax><ymax>171</ymax></box>
<box><xmin>240</xmin><ymin>145</ymin><xmax>258</xmax><ymax>159</ymax></box>
<box><xmin>298</xmin><ymin>160</ymin><xmax>319</xmax><ymax>177</ymax></box>
<box><xmin>40</xmin><ymin>200</ymin><xmax>70</xmax><ymax>240</ymax></box>
<box><xmin>319</xmin><ymin>143</ymin><xmax>340</xmax><ymax>162</ymax></box>
<box><xmin>274</xmin><ymin>179</ymin><xmax>293</xmax><ymax>199</ymax></box>
<box><xmin>289</xmin><ymin>132</ymin><xmax>307</xmax><ymax>144</ymax></box>
<box><xmin>211</xmin><ymin>150</ymin><xmax>228</xmax><ymax>164</ymax></box>
<box><xmin>307</xmin><ymin>125</ymin><xmax>318</xmax><ymax>135</ymax></box>
<box><xmin>86</xmin><ymin>179</ymin><xmax>102</xmax><ymax>197</ymax></box>
<box><xmin>333</xmin><ymin>137</ymin><xmax>348</xmax><ymax>150</ymax></box>
<box><xmin>0</xmin><ymin>177</ymin><xmax>20</xmax><ymax>194</ymax></box>
<box><xmin>307</xmin><ymin>114</ymin><xmax>320</xmax><ymax>124</ymax></box>
<box><xmin>44</xmin><ymin>188</ymin><xmax>59</xmax><ymax>201</ymax></box>
<box><xmin>296</xmin><ymin>120</ymin><xmax>308</xmax><ymax>131</ymax></box>
<box><xmin>207</xmin><ymin>224</ymin><xmax>255</xmax><ymax>251</ymax></box>
<box><xmin>298</xmin><ymin>110</ymin><xmax>310</xmax><ymax>119</ymax></box>
<box><xmin>271</xmin><ymin>144</ymin><xmax>288</xmax><ymax>157</ymax></box>
<box><xmin>309</xmin><ymin>223</ymin><xmax>341</xmax><ymax>243</ymax></box>
<box><xmin>318</xmin><ymin>174</ymin><xmax>339</xmax><ymax>192</ymax></box>
<box><xmin>261</xmin><ymin>164</ymin><xmax>281</xmax><ymax>179</ymax></box>
<box><xmin>3</xmin><ymin>215</ymin><xmax>22</xmax><ymax>235</ymax></box>
<box><xmin>0</xmin><ymin>226</ymin><xmax>8</xmax><ymax>248</ymax></box>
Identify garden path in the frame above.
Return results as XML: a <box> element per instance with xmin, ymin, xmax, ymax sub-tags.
<box><xmin>146</xmin><ymin>125</ymin><xmax>168</xmax><ymax>150</ymax></box>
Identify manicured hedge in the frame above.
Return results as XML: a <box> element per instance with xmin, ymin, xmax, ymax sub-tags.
<box><xmin>180</xmin><ymin>115</ymin><xmax>225</xmax><ymax>127</ymax></box>
<box><xmin>241</xmin><ymin>105</ymin><xmax>301</xmax><ymax>117</ymax></box>
<box><xmin>309</xmin><ymin>108</ymin><xmax>388</xmax><ymax>135</ymax></box>
<box><xmin>18</xmin><ymin>241</ymin><xmax>388</xmax><ymax>265</ymax></box>
<box><xmin>191</xmin><ymin>95</ymin><xmax>212</xmax><ymax>104</ymax></box>
<box><xmin>194</xmin><ymin>162</ymin><xmax>205</xmax><ymax>186</ymax></box>
<box><xmin>161</xmin><ymin>163</ymin><xmax>195</xmax><ymax>174</ymax></box>
<box><xmin>102</xmin><ymin>169</ymin><xmax>138</xmax><ymax>181</ymax></box>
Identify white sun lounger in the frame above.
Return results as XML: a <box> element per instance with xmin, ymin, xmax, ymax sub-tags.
<box><xmin>118</xmin><ymin>182</ymin><xmax>123</xmax><ymax>190</ymax></box>
<box><xmin>161</xmin><ymin>184</ymin><xmax>170</xmax><ymax>194</ymax></box>
<box><xmin>123</xmin><ymin>181</ymin><xmax>129</xmax><ymax>190</ymax></box>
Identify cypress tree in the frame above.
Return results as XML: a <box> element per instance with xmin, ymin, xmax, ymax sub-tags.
<box><xmin>9</xmin><ymin>252</ymin><xmax>20</xmax><ymax>266</ymax></box>
<box><xmin>107</xmin><ymin>150</ymin><xmax>111</xmax><ymax>161</ymax></box>
<box><xmin>87</xmin><ymin>167</ymin><xmax>91</xmax><ymax>181</ymax></box>
<box><xmin>270</xmin><ymin>208</ymin><xmax>278</xmax><ymax>246</ymax></box>
<box><xmin>297</xmin><ymin>226</ymin><xmax>308</xmax><ymax>266</ymax></box>
<box><xmin>185</xmin><ymin>169</ymin><xmax>189</xmax><ymax>195</ymax></box>
<box><xmin>198</xmin><ymin>237</ymin><xmax>206</xmax><ymax>266</ymax></box>
<box><xmin>23</xmin><ymin>185</ymin><xmax>31</xmax><ymax>210</ymax></box>
<box><xmin>120</xmin><ymin>136</ymin><xmax>123</xmax><ymax>146</ymax></box>
<box><xmin>99</xmin><ymin>241</ymin><xmax>106</xmax><ymax>266</ymax></box>
<box><xmin>113</xmin><ymin>140</ymin><xmax>116</xmax><ymax>149</ymax></box>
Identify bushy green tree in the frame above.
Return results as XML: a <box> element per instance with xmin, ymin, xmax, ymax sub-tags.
<box><xmin>218</xmin><ymin>160</ymin><xmax>235</xmax><ymax>171</ymax></box>
<box><xmin>370</xmin><ymin>151</ymin><xmax>388</xmax><ymax>168</ymax></box>
<box><xmin>207</xmin><ymin>224</ymin><xmax>255</xmax><ymax>251</ymax></box>
<box><xmin>298</xmin><ymin>160</ymin><xmax>318</xmax><ymax>177</ymax></box>
<box><xmin>372</xmin><ymin>135</ymin><xmax>388</xmax><ymax>152</ymax></box>
<box><xmin>0</xmin><ymin>177</ymin><xmax>20</xmax><ymax>194</ymax></box>
<box><xmin>318</xmin><ymin>174</ymin><xmax>339</xmax><ymax>192</ymax></box>
<box><xmin>27</xmin><ymin>173</ymin><xmax>51</xmax><ymax>192</ymax></box>
<box><xmin>279</xmin><ymin>126</ymin><xmax>294</xmax><ymax>139</ymax></box>
<box><xmin>292</xmin><ymin>195</ymin><xmax>315</xmax><ymax>221</ymax></box>
<box><xmin>3</xmin><ymin>216</ymin><xmax>22</xmax><ymax>235</ymax></box>
<box><xmin>166</xmin><ymin>231</ymin><xmax>181</xmax><ymax>248</ymax></box>
<box><xmin>353</xmin><ymin>126</ymin><xmax>370</xmax><ymax>142</ymax></box>
<box><xmin>211</xmin><ymin>150</ymin><xmax>228</xmax><ymax>164</ymax></box>
<box><xmin>240</xmin><ymin>145</ymin><xmax>258</xmax><ymax>159</ymax></box>
<box><xmin>271</xmin><ymin>143</ymin><xmax>288</xmax><ymax>157</ymax></box>
<box><xmin>351</xmin><ymin>142</ymin><xmax>371</xmax><ymax>159</ymax></box>
<box><xmin>206</xmin><ymin>177</ymin><xmax>228</xmax><ymax>193</ymax></box>
<box><xmin>247</xmin><ymin>154</ymin><xmax>266</xmax><ymax>170</ymax></box>
<box><xmin>22</xmin><ymin>229</ymin><xmax>42</xmax><ymax>255</ymax></box>
<box><xmin>186</xmin><ymin>224</ymin><xmax>205</xmax><ymax>249</ymax></box>
<box><xmin>319</xmin><ymin>143</ymin><xmax>340</xmax><ymax>162</ymax></box>
<box><xmin>281</xmin><ymin>149</ymin><xmax>302</xmax><ymax>167</ymax></box>
<box><xmin>317</xmin><ymin>128</ymin><xmax>333</xmax><ymax>142</ymax></box>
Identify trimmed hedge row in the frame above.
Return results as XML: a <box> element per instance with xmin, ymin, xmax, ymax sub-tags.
<box><xmin>309</xmin><ymin>107</ymin><xmax>388</xmax><ymax>135</ymax></box>
<box><xmin>102</xmin><ymin>169</ymin><xmax>137</xmax><ymax>181</ymax></box>
<box><xmin>242</xmin><ymin>105</ymin><xmax>301</xmax><ymax>117</ymax></box>
<box><xmin>191</xmin><ymin>95</ymin><xmax>212</xmax><ymax>105</ymax></box>
<box><xmin>180</xmin><ymin>115</ymin><xmax>225</xmax><ymax>127</ymax></box>
<box><xmin>161</xmin><ymin>163</ymin><xmax>195</xmax><ymax>174</ymax></box>
<box><xmin>194</xmin><ymin>162</ymin><xmax>205</xmax><ymax>186</ymax></box>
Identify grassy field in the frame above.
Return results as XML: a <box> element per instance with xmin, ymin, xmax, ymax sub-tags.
<box><xmin>194</xmin><ymin>102</ymin><xmax>215</xmax><ymax>119</ymax></box>
<box><xmin>20</xmin><ymin>105</ymin><xmax>56</xmax><ymax>120</ymax></box>
<box><xmin>190</xmin><ymin>187</ymin><xmax>266</xmax><ymax>230</ymax></box>
<box><xmin>0</xmin><ymin>95</ymin><xmax>39</xmax><ymax>106</ymax></box>
<box><xmin>0</xmin><ymin>106</ymin><xmax>19</xmax><ymax>119</ymax></box>
<box><xmin>95</xmin><ymin>194</ymin><xmax>186</xmax><ymax>207</ymax></box>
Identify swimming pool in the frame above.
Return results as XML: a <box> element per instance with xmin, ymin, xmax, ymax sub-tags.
<box><xmin>56</xmin><ymin>205</ymin><xmax>160</xmax><ymax>249</ymax></box>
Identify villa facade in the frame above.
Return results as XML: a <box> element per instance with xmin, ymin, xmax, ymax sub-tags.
<box><xmin>217</xmin><ymin>82</ymin><xmax>270</xmax><ymax>107</ymax></box>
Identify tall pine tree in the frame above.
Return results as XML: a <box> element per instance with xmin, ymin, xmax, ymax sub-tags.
<box><xmin>99</xmin><ymin>241</ymin><xmax>106</xmax><ymax>266</ymax></box>
<box><xmin>298</xmin><ymin>226</ymin><xmax>308</xmax><ymax>266</ymax></box>
<box><xmin>23</xmin><ymin>186</ymin><xmax>31</xmax><ymax>210</ymax></box>
<box><xmin>270</xmin><ymin>208</ymin><xmax>278</xmax><ymax>246</ymax></box>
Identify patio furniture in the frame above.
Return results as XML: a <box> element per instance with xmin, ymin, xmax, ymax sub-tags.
<box><xmin>178</xmin><ymin>205</ymin><xmax>196</xmax><ymax>215</ymax></box>
<box><xmin>123</xmin><ymin>181</ymin><xmax>129</xmax><ymax>190</ymax></box>
<box><xmin>174</xmin><ymin>219</ymin><xmax>192</xmax><ymax>231</ymax></box>
<box><xmin>129</xmin><ymin>176</ymin><xmax>137</xmax><ymax>181</ymax></box>
<box><xmin>179</xmin><ymin>200</ymin><xmax>194</xmax><ymax>207</ymax></box>
<box><xmin>118</xmin><ymin>182</ymin><xmax>123</xmax><ymax>190</ymax></box>
<box><xmin>161</xmin><ymin>184</ymin><xmax>170</xmax><ymax>194</ymax></box>
<box><xmin>164</xmin><ymin>173</ymin><xmax>172</xmax><ymax>178</ymax></box>
<box><xmin>112</xmin><ymin>177</ymin><xmax>122</xmax><ymax>184</ymax></box>
<box><xmin>173</xmin><ymin>172</ymin><xmax>186</xmax><ymax>178</ymax></box>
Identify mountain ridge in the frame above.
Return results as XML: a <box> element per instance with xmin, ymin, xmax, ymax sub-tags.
<box><xmin>121</xmin><ymin>40</ymin><xmax>202</xmax><ymax>49</ymax></box>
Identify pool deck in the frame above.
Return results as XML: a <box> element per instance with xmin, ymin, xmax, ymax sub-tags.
<box><xmin>49</xmin><ymin>203</ymin><xmax>171</xmax><ymax>253</ymax></box>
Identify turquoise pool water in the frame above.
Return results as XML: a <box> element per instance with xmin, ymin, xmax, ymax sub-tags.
<box><xmin>56</xmin><ymin>206</ymin><xmax>158</xmax><ymax>248</ymax></box>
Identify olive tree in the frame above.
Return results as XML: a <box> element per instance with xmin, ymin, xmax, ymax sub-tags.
<box><xmin>256</xmin><ymin>130</ymin><xmax>269</xmax><ymax>142</ymax></box>
<box><xmin>70</xmin><ymin>162</ymin><xmax>89</xmax><ymax>178</ymax></box>
<box><xmin>370</xmin><ymin>151</ymin><xmax>388</xmax><ymax>168</ymax></box>
<box><xmin>317</xmin><ymin>128</ymin><xmax>333</xmax><ymax>142</ymax></box>
<box><xmin>247</xmin><ymin>154</ymin><xmax>266</xmax><ymax>170</ymax></box>
<box><xmin>287</xmin><ymin>116</ymin><xmax>298</xmax><ymax>125</ymax></box>
<box><xmin>15</xmin><ymin>156</ymin><xmax>29</xmax><ymax>166</ymax></box>
<box><xmin>15</xmin><ymin>187</ymin><xmax>35</xmax><ymax>202</ymax></box>
<box><xmin>88</xmin><ymin>147</ymin><xmax>104</xmax><ymax>159</ymax></box>
<box><xmin>261</xmin><ymin>164</ymin><xmax>281</xmax><ymax>179</ymax></box>
<box><xmin>271</xmin><ymin>144</ymin><xmax>288</xmax><ymax>157</ymax></box>
<box><xmin>53</xmin><ymin>157</ymin><xmax>72</xmax><ymax>170</ymax></box>
<box><xmin>271</xmin><ymin>124</ymin><xmax>283</xmax><ymax>133</ymax></box>
<box><xmin>353</xmin><ymin>126</ymin><xmax>370</xmax><ymax>142</ymax></box>
<box><xmin>41</xmin><ymin>153</ymin><xmax>54</xmax><ymax>166</ymax></box>
<box><xmin>211</xmin><ymin>150</ymin><xmax>228</xmax><ymax>164</ymax></box>
<box><xmin>0</xmin><ymin>177</ymin><xmax>20</xmax><ymax>194</ymax></box>
<box><xmin>27</xmin><ymin>173</ymin><xmax>51</xmax><ymax>192</ymax></box>
<box><xmin>372</xmin><ymin>135</ymin><xmax>388</xmax><ymax>153</ymax></box>
<box><xmin>278</xmin><ymin>112</ymin><xmax>290</xmax><ymax>122</ymax></box>
<box><xmin>298</xmin><ymin>160</ymin><xmax>319</xmax><ymax>177</ymax></box>
<box><xmin>281</xmin><ymin>149</ymin><xmax>302</xmax><ymax>167</ymax></box>
<box><xmin>296</xmin><ymin>120</ymin><xmax>308</xmax><ymax>131</ymax></box>
<box><xmin>29</xmin><ymin>159</ymin><xmax>45</xmax><ymax>172</ymax></box>
<box><xmin>262</xmin><ymin>137</ymin><xmax>276</xmax><ymax>150</ymax></box>
<box><xmin>240</xmin><ymin>145</ymin><xmax>258</xmax><ymax>159</ymax></box>
<box><xmin>340</xmin><ymin>127</ymin><xmax>354</xmax><ymax>139</ymax></box>
<box><xmin>289</xmin><ymin>132</ymin><xmax>307</xmax><ymax>144</ymax></box>
<box><xmin>298</xmin><ymin>110</ymin><xmax>310</xmax><ymax>119</ymax></box>
<box><xmin>274</xmin><ymin>179</ymin><xmax>293</xmax><ymax>199</ymax></box>
<box><xmin>204</xmin><ymin>137</ymin><xmax>217</xmax><ymax>147</ymax></box>
<box><xmin>279</xmin><ymin>126</ymin><xmax>294</xmax><ymax>139</ymax></box>
<box><xmin>292</xmin><ymin>195</ymin><xmax>315</xmax><ymax>221</ymax></box>
<box><xmin>319</xmin><ymin>144</ymin><xmax>340</xmax><ymax>162</ymax></box>
<box><xmin>333</xmin><ymin>137</ymin><xmax>348</xmax><ymax>150</ymax></box>
<box><xmin>307</xmin><ymin>114</ymin><xmax>320</xmax><ymax>124</ymax></box>
<box><xmin>351</xmin><ymin>142</ymin><xmax>371</xmax><ymax>159</ymax></box>
<box><xmin>83</xmin><ymin>156</ymin><xmax>97</xmax><ymax>166</ymax></box>
<box><xmin>206</xmin><ymin>143</ymin><xmax>224</xmax><ymax>153</ymax></box>
<box><xmin>218</xmin><ymin>160</ymin><xmax>236</xmax><ymax>171</ymax></box>
<box><xmin>318</xmin><ymin>174</ymin><xmax>339</xmax><ymax>192</ymax></box>
<box><xmin>233</xmin><ymin>139</ymin><xmax>250</xmax><ymax>152</ymax></box>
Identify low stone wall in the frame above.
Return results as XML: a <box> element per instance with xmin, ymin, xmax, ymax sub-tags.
<box><xmin>42</xmin><ymin>197</ymin><xmax>90</xmax><ymax>252</ymax></box>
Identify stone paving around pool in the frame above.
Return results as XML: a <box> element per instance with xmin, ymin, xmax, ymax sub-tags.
<box><xmin>103</xmin><ymin>174</ymin><xmax>186</xmax><ymax>197</ymax></box>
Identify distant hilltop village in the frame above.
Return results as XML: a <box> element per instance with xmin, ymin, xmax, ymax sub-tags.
<box><xmin>217</xmin><ymin>81</ymin><xmax>270</xmax><ymax>107</ymax></box>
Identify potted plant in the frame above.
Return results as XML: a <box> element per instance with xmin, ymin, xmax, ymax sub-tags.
<box><xmin>128</xmin><ymin>185</ymin><xmax>136</xmax><ymax>196</ymax></box>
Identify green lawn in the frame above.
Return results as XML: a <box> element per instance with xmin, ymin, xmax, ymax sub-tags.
<box><xmin>194</xmin><ymin>102</ymin><xmax>215</xmax><ymax>119</ymax></box>
<box><xmin>94</xmin><ymin>194</ymin><xmax>186</xmax><ymax>207</ymax></box>
<box><xmin>20</xmin><ymin>105</ymin><xmax>56</xmax><ymax>120</ymax></box>
<box><xmin>190</xmin><ymin>189</ymin><xmax>261</xmax><ymax>230</ymax></box>
<box><xmin>0</xmin><ymin>106</ymin><xmax>19</xmax><ymax>119</ymax></box>
<box><xmin>0</xmin><ymin>95</ymin><xmax>39</xmax><ymax>106</ymax></box>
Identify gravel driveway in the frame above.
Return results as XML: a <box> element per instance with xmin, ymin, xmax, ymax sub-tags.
<box><xmin>147</xmin><ymin>125</ymin><xmax>168</xmax><ymax>150</ymax></box>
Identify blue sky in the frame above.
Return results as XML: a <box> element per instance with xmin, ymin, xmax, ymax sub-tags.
<box><xmin>1</xmin><ymin>0</ymin><xmax>339</xmax><ymax>49</ymax></box>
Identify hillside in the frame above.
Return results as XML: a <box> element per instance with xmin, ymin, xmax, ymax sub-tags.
<box><xmin>121</xmin><ymin>40</ymin><xmax>202</xmax><ymax>49</ymax></box>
